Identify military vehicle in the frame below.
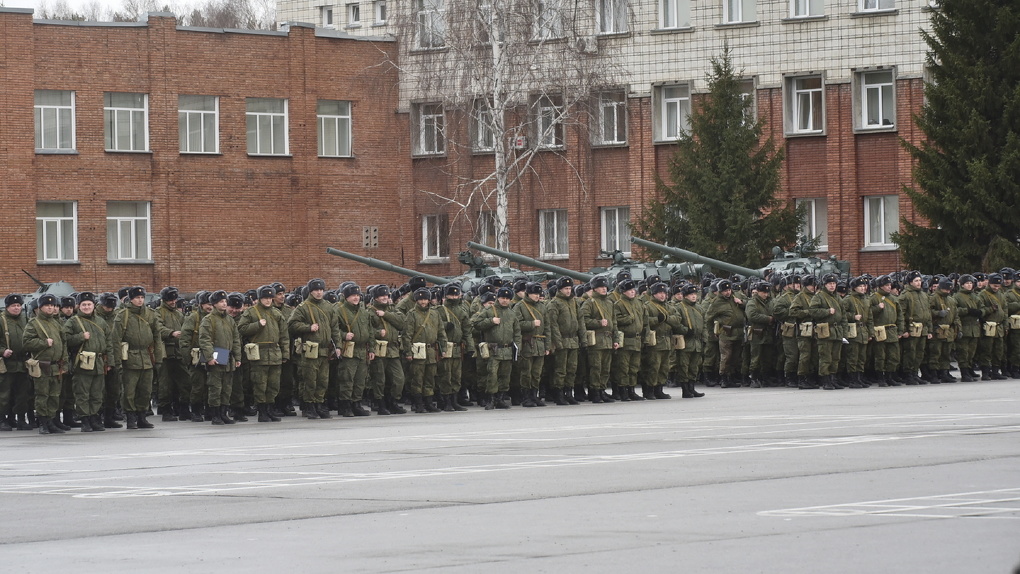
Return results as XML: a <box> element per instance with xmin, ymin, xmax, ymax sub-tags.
<box><xmin>17</xmin><ymin>269</ymin><xmax>77</xmax><ymax>314</ymax></box>
<box><xmin>632</xmin><ymin>237</ymin><xmax>851</xmax><ymax>280</ymax></box>
<box><xmin>325</xmin><ymin>247</ymin><xmax>549</xmax><ymax>292</ymax></box>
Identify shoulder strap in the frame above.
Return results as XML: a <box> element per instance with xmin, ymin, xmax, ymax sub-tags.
<box><xmin>2</xmin><ymin>314</ymin><xmax>9</xmax><ymax>349</ymax></box>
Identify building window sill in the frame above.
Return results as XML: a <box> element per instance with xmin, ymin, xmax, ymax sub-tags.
<box><xmin>850</xmin><ymin>9</ymin><xmax>899</xmax><ymax>18</ymax></box>
<box><xmin>37</xmin><ymin>260</ymin><xmax>80</xmax><ymax>265</ymax></box>
<box><xmin>854</xmin><ymin>125</ymin><xmax>898</xmax><ymax>135</ymax></box>
<box><xmin>781</xmin><ymin>15</ymin><xmax>828</xmax><ymax>23</ymax></box>
<box><xmin>540</xmin><ymin>254</ymin><xmax>569</xmax><ymax>261</ymax></box>
<box><xmin>109</xmin><ymin>260</ymin><xmax>155</xmax><ymax>265</ymax></box>
<box><xmin>784</xmin><ymin>130</ymin><xmax>827</xmax><ymax>138</ymax></box>
<box><xmin>420</xmin><ymin>257</ymin><xmax>449</xmax><ymax>264</ymax></box>
<box><xmin>714</xmin><ymin>21</ymin><xmax>761</xmax><ymax>30</ymax></box>
<box><xmin>36</xmin><ymin>149</ymin><xmax>79</xmax><ymax>155</ymax></box>
<box><xmin>650</xmin><ymin>26</ymin><xmax>695</xmax><ymax>35</ymax></box>
<box><xmin>859</xmin><ymin>245</ymin><xmax>898</xmax><ymax>253</ymax></box>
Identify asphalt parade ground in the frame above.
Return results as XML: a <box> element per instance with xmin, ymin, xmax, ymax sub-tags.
<box><xmin>2</xmin><ymin>381</ymin><xmax>1019</xmax><ymax>573</ymax></box>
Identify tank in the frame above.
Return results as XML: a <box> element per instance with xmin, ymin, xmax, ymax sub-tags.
<box><xmin>18</xmin><ymin>270</ymin><xmax>77</xmax><ymax>314</ymax></box>
<box><xmin>325</xmin><ymin>247</ymin><xmax>550</xmax><ymax>292</ymax></box>
<box><xmin>631</xmin><ymin>237</ymin><xmax>766</xmax><ymax>279</ymax></box>
<box><xmin>762</xmin><ymin>244</ymin><xmax>852</xmax><ymax>278</ymax></box>
<box><xmin>465</xmin><ymin>242</ymin><xmax>594</xmax><ymax>282</ymax></box>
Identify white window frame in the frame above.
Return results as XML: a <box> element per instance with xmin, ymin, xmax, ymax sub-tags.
<box><xmin>723</xmin><ymin>0</ymin><xmax>756</xmax><ymax>23</ymax></box>
<box><xmin>246</xmin><ymin>98</ymin><xmax>289</xmax><ymax>156</ymax></box>
<box><xmin>737</xmin><ymin>79</ymin><xmax>757</xmax><ymax>125</ymax></box>
<box><xmin>476</xmin><ymin>210</ymin><xmax>497</xmax><ymax>248</ymax></box>
<box><xmin>34</xmin><ymin>90</ymin><xmax>75</xmax><ymax>152</ymax></box>
<box><xmin>104</xmin><ymin>92</ymin><xmax>149</xmax><ymax>152</ymax></box>
<box><xmin>321</xmin><ymin>5</ymin><xmax>334</xmax><ymax>27</ymax></box>
<box><xmin>659</xmin><ymin>0</ymin><xmax>690</xmax><ymax>28</ymax></box>
<box><xmin>416</xmin><ymin>0</ymin><xmax>446</xmax><ymax>49</ymax></box>
<box><xmin>600</xmin><ymin>207</ymin><xmax>631</xmax><ymax>256</ymax></box>
<box><xmin>414</xmin><ymin>103</ymin><xmax>445</xmax><ymax>155</ymax></box>
<box><xmin>859</xmin><ymin>69</ymin><xmax>896</xmax><ymax>130</ymax></box>
<box><xmin>860</xmin><ymin>0</ymin><xmax>894</xmax><ymax>12</ymax></box>
<box><xmin>107</xmin><ymin>201</ymin><xmax>152</xmax><ymax>263</ymax></box>
<box><xmin>36</xmin><ymin>201</ymin><xmax>78</xmax><ymax>263</ymax></box>
<box><xmin>863</xmin><ymin>195</ymin><xmax>898</xmax><ymax>248</ymax></box>
<box><xmin>422</xmin><ymin>214</ymin><xmax>449</xmax><ymax>261</ymax></box>
<box><xmin>795</xmin><ymin>198</ymin><xmax>828</xmax><ymax>252</ymax></box>
<box><xmin>534</xmin><ymin>0</ymin><xmax>564</xmax><ymax>39</ymax></box>
<box><xmin>791</xmin><ymin>0</ymin><xmax>823</xmax><ymax>18</ymax></box>
<box><xmin>786</xmin><ymin>75</ymin><xmax>825</xmax><ymax>135</ymax></box>
<box><xmin>374</xmin><ymin>0</ymin><xmax>386</xmax><ymax>23</ymax></box>
<box><xmin>347</xmin><ymin>2</ymin><xmax>361</xmax><ymax>27</ymax></box>
<box><xmin>596</xmin><ymin>91</ymin><xmax>627</xmax><ymax>146</ymax></box>
<box><xmin>535</xmin><ymin>95</ymin><xmax>564</xmax><ymax>149</ymax></box>
<box><xmin>655</xmin><ymin>84</ymin><xmax>690</xmax><ymax>142</ymax></box>
<box><xmin>473</xmin><ymin>98</ymin><xmax>495</xmax><ymax>152</ymax></box>
<box><xmin>539</xmin><ymin>209</ymin><xmax>569</xmax><ymax>259</ymax></box>
<box><xmin>596</xmin><ymin>0</ymin><xmax>628</xmax><ymax>34</ymax></box>
<box><xmin>317</xmin><ymin>100</ymin><xmax>353</xmax><ymax>157</ymax></box>
<box><xmin>178</xmin><ymin>95</ymin><xmax>219</xmax><ymax>154</ymax></box>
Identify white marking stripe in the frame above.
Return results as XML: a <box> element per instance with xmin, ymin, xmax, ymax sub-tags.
<box><xmin>759</xmin><ymin>488</ymin><xmax>1020</xmax><ymax>519</ymax></box>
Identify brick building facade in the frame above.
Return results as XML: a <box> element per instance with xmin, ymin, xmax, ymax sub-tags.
<box><xmin>0</xmin><ymin>9</ymin><xmax>408</xmax><ymax>295</ymax></box>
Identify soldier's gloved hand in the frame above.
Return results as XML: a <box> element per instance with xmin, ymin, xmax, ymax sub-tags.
<box><xmin>445</xmin><ymin>322</ymin><xmax>455</xmax><ymax>332</ymax></box>
<box><xmin>970</xmin><ymin>308</ymin><xmax>983</xmax><ymax>317</ymax></box>
<box><xmin>937</xmin><ymin>309</ymin><xmax>948</xmax><ymax>318</ymax></box>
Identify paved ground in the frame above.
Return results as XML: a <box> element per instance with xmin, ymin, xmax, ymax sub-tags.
<box><xmin>2</xmin><ymin>380</ymin><xmax>1019</xmax><ymax>573</ymax></box>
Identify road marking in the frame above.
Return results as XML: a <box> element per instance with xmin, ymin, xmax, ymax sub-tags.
<box><xmin>0</xmin><ymin>424</ymin><xmax>1016</xmax><ymax>499</ymax></box>
<box><xmin>759</xmin><ymin>488</ymin><xmax>1020</xmax><ymax>519</ymax></box>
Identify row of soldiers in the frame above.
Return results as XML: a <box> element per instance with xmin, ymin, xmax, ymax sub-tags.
<box><xmin>2</xmin><ymin>266</ymin><xmax>1017</xmax><ymax>434</ymax></box>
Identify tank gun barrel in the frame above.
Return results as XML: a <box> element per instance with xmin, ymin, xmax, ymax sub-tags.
<box><xmin>631</xmin><ymin>237</ymin><xmax>764</xmax><ymax>279</ymax></box>
<box><xmin>22</xmin><ymin>269</ymin><xmax>47</xmax><ymax>289</ymax></box>
<box><xmin>325</xmin><ymin>247</ymin><xmax>450</xmax><ymax>285</ymax></box>
<box><xmin>466</xmin><ymin>242</ymin><xmax>594</xmax><ymax>282</ymax></box>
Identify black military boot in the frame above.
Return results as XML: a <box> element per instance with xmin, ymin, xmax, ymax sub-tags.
<box><xmin>448</xmin><ymin>394</ymin><xmax>467</xmax><ymax>411</ymax></box>
<box><xmin>574</xmin><ymin>385</ymin><xmax>588</xmax><ymax>402</ymax></box>
<box><xmin>374</xmin><ymin>398</ymin><xmax>391</xmax><ymax>415</ymax></box>
<box><xmin>494</xmin><ymin>392</ymin><xmax>511</xmax><ymax>409</ymax></box>
<box><xmin>50</xmin><ymin>414</ymin><xmax>70</xmax><ymax>431</ymax></box>
<box><xmin>220</xmin><ymin>405</ymin><xmax>235</xmax><ymax>424</ymax></box>
<box><xmin>424</xmin><ymin>395</ymin><xmax>441</xmax><ymax>413</ymax></box>
<box><xmin>521</xmin><ymin>389</ymin><xmax>536</xmax><ymax>407</ymax></box>
<box><xmin>257</xmin><ymin>404</ymin><xmax>271</xmax><ymax>422</ymax></box>
<box><xmin>136</xmin><ymin>411</ymin><xmax>154</xmax><ymax>429</ymax></box>
<box><xmin>564</xmin><ymin>387</ymin><xmax>579</xmax><ymax>405</ymax></box>
<box><xmin>351</xmin><ymin>400</ymin><xmax>370</xmax><ymax>416</ymax></box>
<box><xmin>654</xmin><ymin>385</ymin><xmax>671</xmax><ymax>399</ymax></box>
<box><xmin>316</xmin><ymin>402</ymin><xmax>333</xmax><ymax>419</ymax></box>
<box><xmin>628</xmin><ymin>386</ymin><xmax>644</xmax><ymax>401</ymax></box>
<box><xmin>90</xmin><ymin>414</ymin><xmax>105</xmax><ymax>431</ymax></box>
<box><xmin>210</xmin><ymin>406</ymin><xmax>224</xmax><ymax>425</ymax></box>
<box><xmin>388</xmin><ymin>396</ymin><xmax>407</xmax><ymax>414</ymax></box>
<box><xmin>589</xmin><ymin>388</ymin><xmax>603</xmax><ymax>403</ymax></box>
<box><xmin>483</xmin><ymin>393</ymin><xmax>496</xmax><ymax>410</ymax></box>
<box><xmin>77</xmin><ymin>415</ymin><xmax>92</xmax><ymax>432</ymax></box>
<box><xmin>61</xmin><ymin>409</ymin><xmax>81</xmax><ymax>428</ymax></box>
<box><xmin>533</xmin><ymin>389</ymin><xmax>546</xmax><ymax>407</ymax></box>
<box><xmin>821</xmin><ymin>375</ymin><xmax>836</xmax><ymax>390</ymax></box>
<box><xmin>552</xmin><ymin>388</ymin><xmax>567</xmax><ymax>406</ymax></box>
<box><xmin>687</xmin><ymin>381</ymin><xmax>705</xmax><ymax>398</ymax></box>
<box><xmin>38</xmin><ymin>417</ymin><xmax>51</xmax><ymax>435</ymax></box>
<box><xmin>177</xmin><ymin>402</ymin><xmax>192</xmax><ymax>421</ymax></box>
<box><xmin>302</xmin><ymin>402</ymin><xmax>319</xmax><ymax>419</ymax></box>
<box><xmin>600</xmin><ymin>389</ymin><xmax>615</xmax><ymax>403</ymax></box>
<box><xmin>980</xmin><ymin>365</ymin><xmax>993</xmax><ymax>381</ymax></box>
<box><xmin>959</xmin><ymin>367</ymin><xmax>976</xmax><ymax>382</ymax></box>
<box><xmin>440</xmin><ymin>394</ymin><xmax>454</xmax><ymax>412</ymax></box>
<box><xmin>126</xmin><ymin>412</ymin><xmax>139</xmax><ymax>430</ymax></box>
<box><xmin>267</xmin><ymin>403</ymin><xmax>282</xmax><ymax>421</ymax></box>
<box><xmin>992</xmin><ymin>367</ymin><xmax>1008</xmax><ymax>380</ymax></box>
<box><xmin>641</xmin><ymin>384</ymin><xmax>655</xmax><ymax>399</ymax></box>
<box><xmin>230</xmin><ymin>407</ymin><xmax>248</xmax><ymax>423</ymax></box>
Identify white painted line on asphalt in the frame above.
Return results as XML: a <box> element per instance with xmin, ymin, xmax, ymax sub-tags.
<box><xmin>758</xmin><ymin>488</ymin><xmax>1020</xmax><ymax>519</ymax></box>
<box><xmin>0</xmin><ymin>425</ymin><xmax>1017</xmax><ymax>499</ymax></box>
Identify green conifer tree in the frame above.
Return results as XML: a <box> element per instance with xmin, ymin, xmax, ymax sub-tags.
<box><xmin>636</xmin><ymin>48</ymin><xmax>801</xmax><ymax>270</ymax></box>
<box><xmin>895</xmin><ymin>0</ymin><xmax>1020</xmax><ymax>271</ymax></box>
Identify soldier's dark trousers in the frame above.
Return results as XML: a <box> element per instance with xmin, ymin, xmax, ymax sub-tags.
<box><xmin>552</xmin><ymin>348</ymin><xmax>578</xmax><ymax>391</ymax></box>
<box><xmin>337</xmin><ymin>356</ymin><xmax>369</xmax><ymax>402</ymax></box>
<box><xmin>157</xmin><ymin>358</ymin><xmax>190</xmax><ymax>411</ymax></box>
<box><xmin>73</xmin><ymin>371</ymin><xmax>105</xmax><ymax>417</ymax></box>
<box><xmin>298</xmin><ymin>357</ymin><xmax>330</xmax><ymax>403</ymax></box>
<box><xmin>718</xmin><ymin>339</ymin><xmax>742</xmax><ymax>376</ymax></box>
<box><xmin>121</xmin><ymin>368</ymin><xmax>153</xmax><ymax>413</ymax></box>
<box><xmin>34</xmin><ymin>374</ymin><xmax>61</xmax><ymax>418</ymax></box>
<box><xmin>437</xmin><ymin>355</ymin><xmax>463</xmax><ymax>396</ymax></box>
<box><xmin>370</xmin><ymin>356</ymin><xmax>405</xmax><ymax>400</ymax></box>
<box><xmin>206</xmin><ymin>366</ymin><xmax>232</xmax><ymax>408</ymax></box>
<box><xmin>250</xmin><ymin>363</ymin><xmax>282</xmax><ymax>405</ymax></box>
<box><xmin>587</xmin><ymin>349</ymin><xmax>612</xmax><ymax>390</ymax></box>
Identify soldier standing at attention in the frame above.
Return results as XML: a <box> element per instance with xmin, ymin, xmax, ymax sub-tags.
<box><xmin>155</xmin><ymin>287</ymin><xmax>188</xmax><ymax>422</ymax></box>
<box><xmin>613</xmin><ymin>279</ymin><xmax>647</xmax><ymax>400</ymax></box>
<box><xmin>237</xmin><ymin>285</ymin><xmax>290</xmax><ymax>423</ymax></box>
<box><xmin>335</xmin><ymin>283</ymin><xmax>377</xmax><ymax>417</ymax></box>
<box><xmin>773</xmin><ymin>276</ymin><xmax>801</xmax><ymax>388</ymax></box>
<box><xmin>928</xmin><ymin>277</ymin><xmax>961</xmax><ymax>383</ymax></box>
<box><xmin>514</xmin><ymin>282</ymin><xmax>548</xmax><ymax>408</ymax></box>
<box><xmin>405</xmin><ymin>287</ymin><xmax>448</xmax><ymax>413</ymax></box>
<box><xmin>1</xmin><ymin>294</ymin><xmax>32</xmax><ymax>431</ymax></box>
<box><xmin>545</xmin><ymin>277</ymin><xmax>583</xmax><ymax>405</ymax></box>
<box><xmin>673</xmin><ymin>283</ymin><xmax>706</xmax><ymax>398</ymax></box>
<box><xmin>976</xmin><ymin>273</ymin><xmax>1009</xmax><ymax>380</ymax></box>
<box><xmin>95</xmin><ymin>293</ymin><xmax>123</xmax><ymax>428</ymax></box>
<box><xmin>112</xmin><ymin>286</ymin><xmax>162</xmax><ymax>430</ymax></box>
<box><xmin>871</xmin><ymin>276</ymin><xmax>905</xmax><ymax>387</ymax></box>
<box><xmin>707</xmin><ymin>279</ymin><xmax>745</xmax><ymax>389</ymax></box>
<box><xmin>744</xmin><ymin>281</ymin><xmax>775</xmax><ymax>389</ymax></box>
<box><xmin>581</xmin><ymin>276</ymin><xmax>618</xmax><ymax>403</ymax></box>
<box><xmin>899</xmin><ymin>271</ymin><xmax>933</xmax><ymax>385</ymax></box>
<box><xmin>471</xmin><ymin>287</ymin><xmax>520</xmax><ymax>410</ymax></box>
<box><xmin>180</xmin><ymin>291</ymin><xmax>212</xmax><ymax>422</ymax></box>
<box><xmin>437</xmin><ymin>284</ymin><xmax>472</xmax><ymax>412</ymax></box>
<box><xmin>953</xmin><ymin>275</ymin><xmax>983</xmax><ymax>382</ymax></box>
<box><xmin>842</xmin><ymin>277</ymin><xmax>874</xmax><ymax>388</ymax></box>
<box><xmin>289</xmin><ymin>279</ymin><xmax>342</xmax><ymax>419</ymax></box>
<box><xmin>808</xmin><ymin>274</ymin><xmax>848</xmax><ymax>390</ymax></box>
<box><xmin>63</xmin><ymin>292</ymin><xmax>114</xmax><ymax>432</ymax></box>
<box><xmin>23</xmin><ymin>294</ymin><xmax>69</xmax><ymax>434</ymax></box>
<box><xmin>642</xmin><ymin>281</ymin><xmax>681</xmax><ymax>399</ymax></box>
<box><xmin>367</xmin><ymin>286</ymin><xmax>406</xmax><ymax>415</ymax></box>
<box><xmin>790</xmin><ymin>276</ymin><xmax>820</xmax><ymax>389</ymax></box>
<box><xmin>199</xmin><ymin>290</ymin><xmax>242</xmax><ymax>425</ymax></box>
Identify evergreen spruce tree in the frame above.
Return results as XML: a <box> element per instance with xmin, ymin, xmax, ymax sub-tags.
<box><xmin>636</xmin><ymin>48</ymin><xmax>801</xmax><ymax>270</ymax></box>
<box><xmin>895</xmin><ymin>0</ymin><xmax>1020</xmax><ymax>271</ymax></box>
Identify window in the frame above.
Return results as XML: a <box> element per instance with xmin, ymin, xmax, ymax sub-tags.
<box><xmin>178</xmin><ymin>95</ymin><xmax>219</xmax><ymax>154</ymax></box>
<box><xmin>422</xmin><ymin>214</ymin><xmax>449</xmax><ymax>260</ymax></box>
<box><xmin>596</xmin><ymin>0</ymin><xmax>627</xmax><ymax>34</ymax></box>
<box><xmin>321</xmin><ymin>6</ymin><xmax>334</xmax><ymax>26</ymax></box>
<box><xmin>539</xmin><ymin>209</ymin><xmax>568</xmax><ymax>258</ymax></box>
<box><xmin>36</xmin><ymin>202</ymin><xmax>77</xmax><ymax>263</ymax></box>
<box><xmin>659</xmin><ymin>0</ymin><xmax>690</xmax><ymax>28</ymax></box>
<box><xmin>654</xmin><ymin>84</ymin><xmax>690</xmax><ymax>141</ymax></box>
<box><xmin>414</xmin><ymin>103</ymin><xmax>445</xmax><ymax>155</ymax></box>
<box><xmin>374</xmin><ymin>0</ymin><xmax>386</xmax><ymax>23</ymax></box>
<box><xmin>473</xmin><ymin>98</ymin><xmax>495</xmax><ymax>152</ymax></box>
<box><xmin>476</xmin><ymin>210</ymin><xmax>497</xmax><ymax>247</ymax></box>
<box><xmin>859</xmin><ymin>70</ymin><xmax>895</xmax><ymax>129</ymax></box>
<box><xmin>246</xmin><ymin>98</ymin><xmax>289</xmax><ymax>155</ymax></box>
<box><xmin>534</xmin><ymin>0</ymin><xmax>564</xmax><ymax>39</ymax></box>
<box><xmin>107</xmin><ymin>201</ymin><xmax>152</xmax><ymax>263</ymax></box>
<box><xmin>861</xmin><ymin>0</ymin><xmax>894</xmax><ymax>11</ymax></box>
<box><xmin>347</xmin><ymin>3</ymin><xmax>361</xmax><ymax>26</ymax></box>
<box><xmin>476</xmin><ymin>0</ymin><xmax>502</xmax><ymax>44</ymax></box>
<box><xmin>723</xmin><ymin>0</ymin><xmax>755</xmax><ymax>23</ymax></box>
<box><xmin>104</xmin><ymin>92</ymin><xmax>148</xmax><ymax>152</ymax></box>
<box><xmin>317</xmin><ymin>100</ymin><xmax>353</xmax><ymax>157</ymax></box>
<box><xmin>34</xmin><ymin>90</ymin><xmax>75</xmax><ymax>151</ymax></box>
<box><xmin>791</xmin><ymin>0</ymin><xmax>823</xmax><ymax>17</ymax></box>
<box><xmin>535</xmin><ymin>95</ymin><xmax>564</xmax><ymax>149</ymax></box>
<box><xmin>786</xmin><ymin>75</ymin><xmax>824</xmax><ymax>134</ymax></box>
<box><xmin>864</xmin><ymin>195</ymin><xmax>898</xmax><ymax>248</ymax></box>
<box><xmin>416</xmin><ymin>0</ymin><xmax>446</xmax><ymax>48</ymax></box>
<box><xmin>597</xmin><ymin>91</ymin><xmax>627</xmax><ymax>145</ymax></box>
<box><xmin>738</xmin><ymin>79</ymin><xmax>756</xmax><ymax>125</ymax></box>
<box><xmin>795</xmin><ymin>198</ymin><xmax>828</xmax><ymax>251</ymax></box>
<box><xmin>600</xmin><ymin>207</ymin><xmax>630</xmax><ymax>255</ymax></box>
